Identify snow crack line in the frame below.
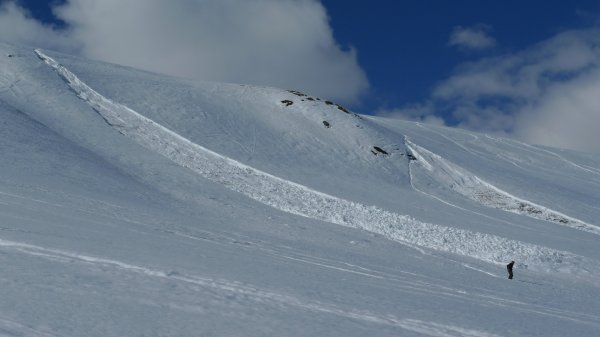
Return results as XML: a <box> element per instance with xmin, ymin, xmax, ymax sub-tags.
<box><xmin>34</xmin><ymin>49</ymin><xmax>600</xmax><ymax>281</ymax></box>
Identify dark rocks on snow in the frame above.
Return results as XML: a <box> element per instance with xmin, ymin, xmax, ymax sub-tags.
<box><xmin>283</xmin><ymin>92</ymin><xmax>357</xmax><ymax>118</ymax></box>
<box><xmin>407</xmin><ymin>152</ymin><xmax>417</xmax><ymax>161</ymax></box>
<box><xmin>336</xmin><ymin>104</ymin><xmax>349</xmax><ymax>113</ymax></box>
<box><xmin>287</xmin><ymin>90</ymin><xmax>307</xmax><ymax>97</ymax></box>
<box><xmin>372</xmin><ymin>146</ymin><xmax>389</xmax><ymax>155</ymax></box>
<box><xmin>322</xmin><ymin>121</ymin><xmax>331</xmax><ymax>128</ymax></box>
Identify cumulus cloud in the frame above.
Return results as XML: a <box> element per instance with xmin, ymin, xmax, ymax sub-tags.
<box><xmin>449</xmin><ymin>24</ymin><xmax>496</xmax><ymax>50</ymax></box>
<box><xmin>438</xmin><ymin>29</ymin><xmax>600</xmax><ymax>152</ymax></box>
<box><xmin>0</xmin><ymin>1</ymin><xmax>76</xmax><ymax>52</ymax></box>
<box><xmin>376</xmin><ymin>103</ymin><xmax>445</xmax><ymax>126</ymax></box>
<box><xmin>513</xmin><ymin>67</ymin><xmax>600</xmax><ymax>151</ymax></box>
<box><xmin>0</xmin><ymin>0</ymin><xmax>368</xmax><ymax>103</ymax></box>
<box><xmin>385</xmin><ymin>28</ymin><xmax>600</xmax><ymax>153</ymax></box>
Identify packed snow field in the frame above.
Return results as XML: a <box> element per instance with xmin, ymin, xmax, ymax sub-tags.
<box><xmin>1</xmin><ymin>42</ymin><xmax>599</xmax><ymax>336</ymax></box>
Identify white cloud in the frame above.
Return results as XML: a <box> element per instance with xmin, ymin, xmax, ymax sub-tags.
<box><xmin>514</xmin><ymin>67</ymin><xmax>600</xmax><ymax>152</ymax></box>
<box><xmin>377</xmin><ymin>103</ymin><xmax>445</xmax><ymax>126</ymax></box>
<box><xmin>439</xmin><ymin>29</ymin><xmax>600</xmax><ymax>152</ymax></box>
<box><xmin>0</xmin><ymin>0</ymin><xmax>368</xmax><ymax>103</ymax></box>
<box><xmin>449</xmin><ymin>25</ymin><xmax>496</xmax><ymax>50</ymax></box>
<box><xmin>0</xmin><ymin>1</ymin><xmax>76</xmax><ymax>52</ymax></box>
<box><xmin>393</xmin><ymin>28</ymin><xmax>600</xmax><ymax>153</ymax></box>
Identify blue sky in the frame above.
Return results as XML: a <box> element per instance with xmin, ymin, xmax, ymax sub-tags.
<box><xmin>322</xmin><ymin>0</ymin><xmax>600</xmax><ymax>114</ymax></box>
<box><xmin>1</xmin><ymin>0</ymin><xmax>600</xmax><ymax>152</ymax></box>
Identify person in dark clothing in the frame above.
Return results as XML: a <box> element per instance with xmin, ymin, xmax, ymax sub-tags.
<box><xmin>507</xmin><ymin>261</ymin><xmax>515</xmax><ymax>279</ymax></box>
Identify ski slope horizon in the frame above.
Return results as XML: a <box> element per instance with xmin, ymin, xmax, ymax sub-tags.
<box><xmin>1</xmin><ymin>42</ymin><xmax>600</xmax><ymax>336</ymax></box>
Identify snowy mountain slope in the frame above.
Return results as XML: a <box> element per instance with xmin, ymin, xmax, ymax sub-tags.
<box><xmin>404</xmin><ymin>139</ymin><xmax>598</xmax><ymax>234</ymax></box>
<box><xmin>1</xmin><ymin>42</ymin><xmax>600</xmax><ymax>336</ymax></box>
<box><xmin>381</xmin><ymin>118</ymin><xmax>600</xmax><ymax>225</ymax></box>
<box><xmin>30</xmin><ymin>47</ymin><xmax>600</xmax><ymax>258</ymax></box>
<box><xmin>33</xmin><ymin>47</ymin><xmax>414</xmax><ymax>205</ymax></box>
<box><xmin>30</xmin><ymin>48</ymin><xmax>600</xmax><ymax>280</ymax></box>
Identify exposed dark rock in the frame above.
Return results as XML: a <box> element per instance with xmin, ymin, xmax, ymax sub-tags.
<box><xmin>281</xmin><ymin>100</ymin><xmax>294</xmax><ymax>107</ymax></box>
<box><xmin>336</xmin><ymin>105</ymin><xmax>349</xmax><ymax>113</ymax></box>
<box><xmin>322</xmin><ymin>121</ymin><xmax>331</xmax><ymax>128</ymax></box>
<box><xmin>287</xmin><ymin>90</ymin><xmax>307</xmax><ymax>97</ymax></box>
<box><xmin>373</xmin><ymin>146</ymin><xmax>389</xmax><ymax>155</ymax></box>
<box><xmin>306</xmin><ymin>97</ymin><xmax>315</xmax><ymax>101</ymax></box>
<box><xmin>407</xmin><ymin>152</ymin><xmax>417</xmax><ymax>161</ymax></box>
<box><xmin>7</xmin><ymin>54</ymin><xmax>13</xmax><ymax>58</ymax></box>
<box><xmin>325</xmin><ymin>101</ymin><xmax>334</xmax><ymax>105</ymax></box>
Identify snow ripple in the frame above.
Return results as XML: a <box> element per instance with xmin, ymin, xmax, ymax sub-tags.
<box><xmin>35</xmin><ymin>49</ymin><xmax>600</xmax><ymax>282</ymax></box>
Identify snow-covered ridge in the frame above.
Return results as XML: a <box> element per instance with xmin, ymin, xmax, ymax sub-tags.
<box><xmin>406</xmin><ymin>140</ymin><xmax>600</xmax><ymax>235</ymax></box>
<box><xmin>34</xmin><ymin>49</ymin><xmax>600</xmax><ymax>282</ymax></box>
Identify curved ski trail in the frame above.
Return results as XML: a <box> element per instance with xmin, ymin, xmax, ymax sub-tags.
<box><xmin>34</xmin><ymin>49</ymin><xmax>600</xmax><ymax>282</ymax></box>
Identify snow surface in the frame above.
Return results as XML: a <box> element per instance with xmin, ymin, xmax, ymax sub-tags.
<box><xmin>1</xmin><ymin>42</ymin><xmax>599</xmax><ymax>336</ymax></box>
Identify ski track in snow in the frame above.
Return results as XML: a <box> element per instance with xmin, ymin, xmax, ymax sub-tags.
<box><xmin>404</xmin><ymin>146</ymin><xmax>533</xmax><ymax>232</ymax></box>
<box><xmin>485</xmin><ymin>135</ymin><xmax>600</xmax><ymax>177</ymax></box>
<box><xmin>406</xmin><ymin>140</ymin><xmax>600</xmax><ymax>236</ymax></box>
<box><xmin>0</xmin><ymin>318</ymin><xmax>61</xmax><ymax>337</ymax></box>
<box><xmin>3</xmin><ymin>234</ymin><xmax>599</xmax><ymax>333</ymax></box>
<box><xmin>0</xmin><ymin>237</ymin><xmax>504</xmax><ymax>337</ymax></box>
<box><xmin>34</xmin><ymin>49</ymin><xmax>600</xmax><ymax>282</ymax></box>
<box><xmin>414</xmin><ymin>123</ymin><xmax>486</xmax><ymax>159</ymax></box>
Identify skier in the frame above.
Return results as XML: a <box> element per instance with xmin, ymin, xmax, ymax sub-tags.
<box><xmin>507</xmin><ymin>261</ymin><xmax>515</xmax><ymax>279</ymax></box>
